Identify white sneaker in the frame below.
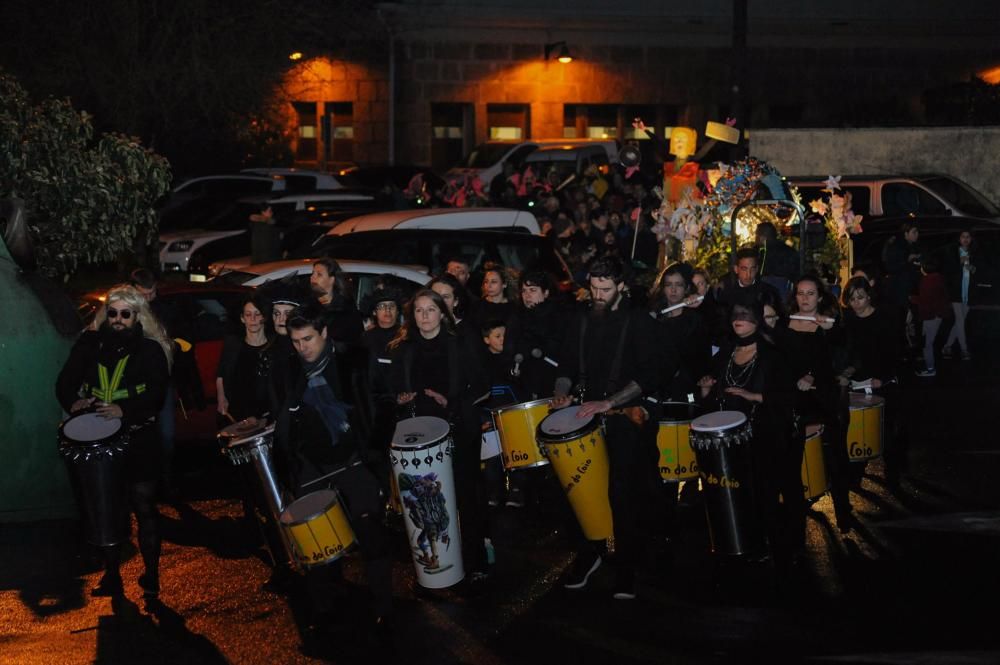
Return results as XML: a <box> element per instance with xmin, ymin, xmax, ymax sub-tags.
<box><xmin>915</xmin><ymin>368</ymin><xmax>937</xmax><ymax>377</ymax></box>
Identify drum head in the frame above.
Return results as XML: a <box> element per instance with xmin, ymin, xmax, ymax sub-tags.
<box><xmin>849</xmin><ymin>394</ymin><xmax>885</xmax><ymax>409</ymax></box>
<box><xmin>691</xmin><ymin>410</ymin><xmax>747</xmax><ymax>433</ymax></box>
<box><xmin>493</xmin><ymin>397</ymin><xmax>552</xmax><ymax>416</ymax></box>
<box><xmin>660</xmin><ymin>401</ymin><xmax>698</xmax><ymax>423</ymax></box>
<box><xmin>538</xmin><ymin>406</ymin><xmax>593</xmax><ymax>439</ymax></box>
<box><xmin>392</xmin><ymin>416</ymin><xmax>450</xmax><ymax>450</ymax></box>
<box><xmin>281</xmin><ymin>489</ymin><xmax>337</xmax><ymax>525</ymax></box>
<box><xmin>218</xmin><ymin>417</ymin><xmax>271</xmax><ymax>443</ymax></box>
<box><xmin>62</xmin><ymin>413</ymin><xmax>122</xmax><ymax>443</ymax></box>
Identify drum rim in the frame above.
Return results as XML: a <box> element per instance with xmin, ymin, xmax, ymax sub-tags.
<box><xmin>280</xmin><ymin>489</ymin><xmax>340</xmax><ymax>526</ymax></box>
<box><xmin>390</xmin><ymin>434</ymin><xmax>451</xmax><ymax>453</ymax></box>
<box><xmin>505</xmin><ymin>457</ymin><xmax>550</xmax><ymax>470</ymax></box>
<box><xmin>224</xmin><ymin>433</ymin><xmax>274</xmax><ymax>450</ymax></box>
<box><xmin>848</xmin><ymin>394</ymin><xmax>886</xmax><ymax>409</ymax></box>
<box><xmin>658</xmin><ymin>400</ymin><xmax>699</xmax><ymax>422</ymax></box>
<box><xmin>391</xmin><ymin>416</ymin><xmax>451</xmax><ymax>450</ymax></box>
<box><xmin>536</xmin><ymin>420</ymin><xmax>600</xmax><ymax>443</ymax></box>
<box><xmin>690</xmin><ymin>410</ymin><xmax>748</xmax><ymax>433</ymax></box>
<box><xmin>492</xmin><ymin>397</ymin><xmax>553</xmax><ymax>416</ymax></box>
<box><xmin>804</xmin><ymin>424</ymin><xmax>825</xmax><ymax>440</ymax></box>
<box><xmin>59</xmin><ymin>411</ymin><xmax>124</xmax><ymax>443</ymax></box>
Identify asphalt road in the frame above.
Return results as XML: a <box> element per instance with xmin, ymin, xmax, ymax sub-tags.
<box><xmin>3</xmin><ymin>345</ymin><xmax>1000</xmax><ymax>665</ymax></box>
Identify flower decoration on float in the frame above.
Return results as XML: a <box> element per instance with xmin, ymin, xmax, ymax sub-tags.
<box><xmin>801</xmin><ymin>175</ymin><xmax>864</xmax><ymax>279</ymax></box>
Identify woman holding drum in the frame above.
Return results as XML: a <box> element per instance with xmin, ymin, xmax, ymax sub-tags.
<box><xmin>648</xmin><ymin>262</ymin><xmax>710</xmax><ymax>552</ymax></box>
<box><xmin>388</xmin><ymin>289</ymin><xmax>492</xmax><ymax>584</ymax></box>
<box><xmin>56</xmin><ymin>284</ymin><xmax>172</xmax><ymax>599</ymax></box>
<box><xmin>696</xmin><ymin>298</ymin><xmax>798</xmax><ymax>565</ymax></box>
<box><xmin>776</xmin><ymin>275</ymin><xmax>854</xmax><ymax>533</ymax></box>
<box><xmin>840</xmin><ymin>276</ymin><xmax>906</xmax><ymax>488</ymax></box>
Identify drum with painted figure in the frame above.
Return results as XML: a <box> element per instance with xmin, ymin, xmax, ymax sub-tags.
<box><xmin>492</xmin><ymin>398</ymin><xmax>551</xmax><ymax>471</ymax></box>
<box><xmin>390</xmin><ymin>416</ymin><xmax>464</xmax><ymax>588</ymax></box>
<box><xmin>801</xmin><ymin>424</ymin><xmax>829</xmax><ymax>500</ymax></box>
<box><xmin>689</xmin><ymin>410</ymin><xmax>761</xmax><ymax>556</ymax></box>
<box><xmin>58</xmin><ymin>411</ymin><xmax>130</xmax><ymax>546</ymax></box>
<box><xmin>280</xmin><ymin>489</ymin><xmax>356</xmax><ymax>568</ymax></box>
<box><xmin>536</xmin><ymin>406</ymin><xmax>613</xmax><ymax>541</ymax></box>
<box><xmin>656</xmin><ymin>401</ymin><xmax>700</xmax><ymax>482</ymax></box>
<box><xmin>847</xmin><ymin>394</ymin><xmax>885</xmax><ymax>462</ymax></box>
<box><xmin>218</xmin><ymin>417</ymin><xmax>296</xmax><ymax>570</ymax></box>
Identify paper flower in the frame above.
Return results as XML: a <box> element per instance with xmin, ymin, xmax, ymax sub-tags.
<box><xmin>809</xmin><ymin>199</ymin><xmax>829</xmax><ymax>215</ymax></box>
<box><xmin>823</xmin><ymin>175</ymin><xmax>842</xmax><ymax>192</ymax></box>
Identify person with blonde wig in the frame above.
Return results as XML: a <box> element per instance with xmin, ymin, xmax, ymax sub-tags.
<box><xmin>56</xmin><ymin>284</ymin><xmax>172</xmax><ymax>600</ymax></box>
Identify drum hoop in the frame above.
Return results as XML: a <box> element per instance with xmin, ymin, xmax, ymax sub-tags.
<box><xmin>536</xmin><ymin>420</ymin><xmax>601</xmax><ymax>444</ymax></box>
<box><xmin>849</xmin><ymin>395</ymin><xmax>885</xmax><ymax>410</ymax></box>
<box><xmin>226</xmin><ymin>433</ymin><xmax>273</xmax><ymax>449</ymax></box>
<box><xmin>658</xmin><ymin>401</ymin><xmax>699</xmax><ymax>423</ymax></box>
<box><xmin>658</xmin><ymin>417</ymin><xmax>694</xmax><ymax>426</ymax></box>
<box><xmin>508</xmin><ymin>458</ymin><xmax>551</xmax><ymax>470</ymax></box>
<box><xmin>59</xmin><ymin>412</ymin><xmax>124</xmax><ymax>444</ymax></box>
<box><xmin>390</xmin><ymin>433</ymin><xmax>451</xmax><ymax>453</ymax></box>
<box><xmin>280</xmin><ymin>490</ymin><xmax>341</xmax><ymax>527</ymax></box>
<box><xmin>493</xmin><ymin>397</ymin><xmax>552</xmax><ymax>416</ymax></box>
<box><xmin>804</xmin><ymin>424</ymin><xmax>825</xmax><ymax>440</ymax></box>
<box><xmin>690</xmin><ymin>411</ymin><xmax>748</xmax><ymax>433</ymax></box>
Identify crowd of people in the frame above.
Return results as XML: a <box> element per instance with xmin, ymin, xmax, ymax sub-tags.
<box><xmin>54</xmin><ymin>213</ymin><xmax>984</xmax><ymax>655</ymax></box>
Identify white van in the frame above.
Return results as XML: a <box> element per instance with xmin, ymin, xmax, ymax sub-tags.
<box><xmin>448</xmin><ymin>139</ymin><xmax>619</xmax><ymax>191</ymax></box>
<box><xmin>327</xmin><ymin>207</ymin><xmax>541</xmax><ymax>236</ymax></box>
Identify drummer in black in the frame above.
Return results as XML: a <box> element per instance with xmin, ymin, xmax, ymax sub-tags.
<box><xmin>387</xmin><ymin>289</ymin><xmax>492</xmax><ymax>584</ymax></box>
<box><xmin>648</xmin><ymin>262</ymin><xmax>710</xmax><ymax>552</ymax></box>
<box><xmin>56</xmin><ymin>284</ymin><xmax>171</xmax><ymax>600</ymax></box>
<box><xmin>551</xmin><ymin>256</ymin><xmax>663</xmax><ymax>600</ymax></box>
<box><xmin>277</xmin><ymin>304</ymin><xmax>394</xmax><ymax>644</ymax></box>
<box><xmin>697</xmin><ymin>299</ymin><xmax>798</xmax><ymax>568</ymax></box>
<box><xmin>510</xmin><ymin>270</ymin><xmax>566</xmax><ymax>401</ymax></box>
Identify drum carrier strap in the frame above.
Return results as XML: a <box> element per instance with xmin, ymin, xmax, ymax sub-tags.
<box><xmin>576</xmin><ymin>315</ymin><xmax>631</xmax><ymax>400</ymax></box>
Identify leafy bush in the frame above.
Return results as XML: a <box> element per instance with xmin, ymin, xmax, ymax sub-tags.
<box><xmin>0</xmin><ymin>70</ymin><xmax>171</xmax><ymax>279</ymax></box>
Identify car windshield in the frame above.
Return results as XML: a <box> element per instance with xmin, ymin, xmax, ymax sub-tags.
<box><xmin>211</xmin><ymin>270</ymin><xmax>258</xmax><ymax>286</ymax></box>
<box><xmin>462</xmin><ymin>143</ymin><xmax>517</xmax><ymax>169</ymax></box>
<box><xmin>920</xmin><ymin>176</ymin><xmax>1000</xmax><ymax>217</ymax></box>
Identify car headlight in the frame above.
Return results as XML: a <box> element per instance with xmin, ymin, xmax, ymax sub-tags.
<box><xmin>168</xmin><ymin>240</ymin><xmax>194</xmax><ymax>252</ymax></box>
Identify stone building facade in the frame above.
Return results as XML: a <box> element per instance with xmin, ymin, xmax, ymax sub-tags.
<box><xmin>279</xmin><ymin>1</ymin><xmax>1000</xmax><ymax>172</ymax></box>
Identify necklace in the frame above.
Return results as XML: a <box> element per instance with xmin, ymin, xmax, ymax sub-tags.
<box><xmin>725</xmin><ymin>348</ymin><xmax>757</xmax><ymax>389</ymax></box>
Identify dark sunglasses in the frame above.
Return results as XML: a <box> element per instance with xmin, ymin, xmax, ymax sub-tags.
<box><xmin>107</xmin><ymin>308</ymin><xmax>133</xmax><ymax>320</ymax></box>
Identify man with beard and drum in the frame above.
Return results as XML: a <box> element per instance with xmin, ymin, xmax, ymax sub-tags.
<box><xmin>647</xmin><ymin>262</ymin><xmax>708</xmax><ymax>560</ymax></box>
<box><xmin>276</xmin><ymin>304</ymin><xmax>395</xmax><ymax>650</ymax></box>
<box><xmin>387</xmin><ymin>289</ymin><xmax>492</xmax><ymax>586</ymax></box>
<box><xmin>551</xmin><ymin>256</ymin><xmax>664</xmax><ymax>600</ymax></box>
<box><xmin>56</xmin><ymin>285</ymin><xmax>172</xmax><ymax>600</ymax></box>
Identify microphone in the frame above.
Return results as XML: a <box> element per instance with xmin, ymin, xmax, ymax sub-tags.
<box><xmin>512</xmin><ymin>353</ymin><xmax>524</xmax><ymax>377</ymax></box>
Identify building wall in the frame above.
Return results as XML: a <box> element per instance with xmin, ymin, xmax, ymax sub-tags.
<box><xmin>750</xmin><ymin>127</ymin><xmax>1000</xmax><ymax>206</ymax></box>
<box><xmin>279</xmin><ymin>3</ymin><xmax>1000</xmax><ymax>171</ymax></box>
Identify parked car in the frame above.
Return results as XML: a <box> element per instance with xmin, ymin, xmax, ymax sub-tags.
<box><xmin>305</xmin><ymin>227</ymin><xmax>577</xmax><ymax>293</ymax></box>
<box><xmin>158</xmin><ymin>174</ymin><xmax>288</xmax><ymax>234</ymax></box>
<box><xmin>324</xmin><ymin>207</ymin><xmax>541</xmax><ymax>237</ymax></box>
<box><xmin>159</xmin><ymin>190</ymin><xmax>382</xmax><ymax>275</ymax></box>
<box><xmin>339</xmin><ymin>164</ymin><xmax>446</xmax><ymax>194</ymax></box>
<box><xmin>522</xmin><ymin>144</ymin><xmax>612</xmax><ymax>180</ymax></box>
<box><xmin>851</xmin><ymin>215</ymin><xmax>1000</xmax><ymax>305</ymax></box>
<box><xmin>790</xmin><ymin>174</ymin><xmax>1000</xmax><ymax>223</ymax></box>
<box><xmin>240</xmin><ymin>167</ymin><xmax>349</xmax><ymax>192</ymax></box>
<box><xmin>448</xmin><ymin>139</ymin><xmax>620</xmax><ymax>191</ymax></box>
<box><xmin>215</xmin><ymin>258</ymin><xmax>431</xmax><ymax>309</ymax></box>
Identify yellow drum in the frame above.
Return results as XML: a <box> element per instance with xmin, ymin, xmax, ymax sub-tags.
<box><xmin>801</xmin><ymin>424</ymin><xmax>830</xmax><ymax>500</ymax></box>
<box><xmin>656</xmin><ymin>402</ymin><xmax>699</xmax><ymax>482</ymax></box>
<box><xmin>847</xmin><ymin>394</ymin><xmax>885</xmax><ymax>462</ymax></box>
<box><xmin>536</xmin><ymin>406</ymin><xmax>613</xmax><ymax>541</ymax></box>
<box><xmin>492</xmin><ymin>398</ymin><xmax>551</xmax><ymax>471</ymax></box>
<box><xmin>280</xmin><ymin>489</ymin><xmax>356</xmax><ymax>568</ymax></box>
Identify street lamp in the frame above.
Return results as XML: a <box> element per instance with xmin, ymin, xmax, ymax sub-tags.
<box><xmin>544</xmin><ymin>41</ymin><xmax>573</xmax><ymax>64</ymax></box>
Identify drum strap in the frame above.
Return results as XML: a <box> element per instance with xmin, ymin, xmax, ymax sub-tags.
<box><xmin>577</xmin><ymin>315</ymin><xmax>631</xmax><ymax>398</ymax></box>
<box><xmin>88</xmin><ymin>356</ymin><xmax>146</xmax><ymax>403</ymax></box>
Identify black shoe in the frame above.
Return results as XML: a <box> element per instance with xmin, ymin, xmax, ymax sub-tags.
<box><xmin>612</xmin><ymin>568</ymin><xmax>636</xmax><ymax>600</ymax></box>
<box><xmin>91</xmin><ymin>572</ymin><xmax>124</xmax><ymax>597</ymax></box>
<box><xmin>563</xmin><ymin>553</ymin><xmax>602</xmax><ymax>590</ymax></box>
<box><xmin>138</xmin><ymin>572</ymin><xmax>160</xmax><ymax>599</ymax></box>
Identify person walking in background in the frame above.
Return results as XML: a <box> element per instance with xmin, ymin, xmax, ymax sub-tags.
<box><xmin>911</xmin><ymin>255</ymin><xmax>951</xmax><ymax>378</ymax></box>
<box><xmin>942</xmin><ymin>229</ymin><xmax>979</xmax><ymax>361</ymax></box>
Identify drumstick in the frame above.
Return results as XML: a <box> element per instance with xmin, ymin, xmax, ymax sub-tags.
<box><xmin>660</xmin><ymin>295</ymin><xmax>704</xmax><ymax>315</ymax></box>
<box><xmin>223</xmin><ymin>412</ymin><xmax>236</xmax><ymax>425</ymax></box>
<box><xmin>789</xmin><ymin>314</ymin><xmax>836</xmax><ymax>324</ymax></box>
